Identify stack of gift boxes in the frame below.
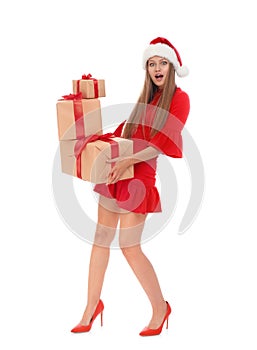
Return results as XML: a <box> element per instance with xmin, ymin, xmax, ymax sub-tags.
<box><xmin>56</xmin><ymin>74</ymin><xmax>134</xmax><ymax>183</ymax></box>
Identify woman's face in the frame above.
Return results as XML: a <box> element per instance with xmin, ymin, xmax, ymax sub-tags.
<box><xmin>147</xmin><ymin>56</ymin><xmax>170</xmax><ymax>88</ymax></box>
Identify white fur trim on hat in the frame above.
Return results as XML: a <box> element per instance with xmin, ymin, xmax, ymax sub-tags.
<box><xmin>142</xmin><ymin>42</ymin><xmax>189</xmax><ymax>77</ymax></box>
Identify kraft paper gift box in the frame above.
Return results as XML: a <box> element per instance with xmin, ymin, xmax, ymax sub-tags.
<box><xmin>72</xmin><ymin>74</ymin><xmax>106</xmax><ymax>99</ymax></box>
<box><xmin>56</xmin><ymin>94</ymin><xmax>103</xmax><ymax>140</ymax></box>
<box><xmin>60</xmin><ymin>136</ymin><xmax>134</xmax><ymax>184</ymax></box>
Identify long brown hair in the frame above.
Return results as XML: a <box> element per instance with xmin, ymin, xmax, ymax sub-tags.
<box><xmin>122</xmin><ymin>62</ymin><xmax>176</xmax><ymax>139</ymax></box>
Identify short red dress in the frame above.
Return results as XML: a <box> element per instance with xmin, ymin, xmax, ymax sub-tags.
<box><xmin>94</xmin><ymin>87</ymin><xmax>190</xmax><ymax>214</ymax></box>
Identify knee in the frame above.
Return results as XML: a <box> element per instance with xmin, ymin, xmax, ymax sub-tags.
<box><xmin>120</xmin><ymin>245</ymin><xmax>142</xmax><ymax>260</ymax></box>
<box><xmin>94</xmin><ymin>223</ymin><xmax>116</xmax><ymax>247</ymax></box>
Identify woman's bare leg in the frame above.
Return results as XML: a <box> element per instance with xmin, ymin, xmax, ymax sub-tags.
<box><xmin>79</xmin><ymin>196</ymin><xmax>119</xmax><ymax>325</ymax></box>
<box><xmin>119</xmin><ymin>212</ymin><xmax>167</xmax><ymax>329</ymax></box>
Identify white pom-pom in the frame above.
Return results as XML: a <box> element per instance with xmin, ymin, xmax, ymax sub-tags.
<box><xmin>176</xmin><ymin>65</ymin><xmax>189</xmax><ymax>77</ymax></box>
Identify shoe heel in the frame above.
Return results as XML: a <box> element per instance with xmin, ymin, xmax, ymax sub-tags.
<box><xmin>100</xmin><ymin>311</ymin><xmax>103</xmax><ymax>327</ymax></box>
<box><xmin>166</xmin><ymin>316</ymin><xmax>169</xmax><ymax>329</ymax></box>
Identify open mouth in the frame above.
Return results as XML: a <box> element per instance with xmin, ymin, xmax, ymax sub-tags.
<box><xmin>155</xmin><ymin>73</ymin><xmax>164</xmax><ymax>81</ymax></box>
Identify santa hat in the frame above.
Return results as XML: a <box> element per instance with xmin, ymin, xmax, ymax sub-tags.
<box><xmin>142</xmin><ymin>37</ymin><xmax>189</xmax><ymax>77</ymax></box>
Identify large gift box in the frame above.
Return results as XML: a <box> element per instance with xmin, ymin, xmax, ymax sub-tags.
<box><xmin>56</xmin><ymin>93</ymin><xmax>102</xmax><ymax>140</ymax></box>
<box><xmin>73</xmin><ymin>74</ymin><xmax>105</xmax><ymax>99</ymax></box>
<box><xmin>60</xmin><ymin>134</ymin><xmax>134</xmax><ymax>184</ymax></box>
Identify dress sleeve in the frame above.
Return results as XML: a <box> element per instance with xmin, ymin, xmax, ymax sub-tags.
<box><xmin>149</xmin><ymin>91</ymin><xmax>190</xmax><ymax>158</ymax></box>
<box><xmin>113</xmin><ymin>120</ymin><xmax>126</xmax><ymax>137</ymax></box>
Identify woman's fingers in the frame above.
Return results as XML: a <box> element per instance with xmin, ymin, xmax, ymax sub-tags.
<box><xmin>107</xmin><ymin>158</ymin><xmax>131</xmax><ymax>184</ymax></box>
<box><xmin>107</xmin><ymin>173</ymin><xmax>117</xmax><ymax>184</ymax></box>
<box><xmin>108</xmin><ymin>165</ymin><xmax>123</xmax><ymax>184</ymax></box>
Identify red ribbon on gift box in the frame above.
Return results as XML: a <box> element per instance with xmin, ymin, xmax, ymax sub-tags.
<box><xmin>74</xmin><ymin>133</ymin><xmax>119</xmax><ymax>180</ymax></box>
<box><xmin>76</xmin><ymin>73</ymin><xmax>99</xmax><ymax>98</ymax></box>
<box><xmin>61</xmin><ymin>92</ymin><xmax>85</xmax><ymax>139</ymax></box>
<box><xmin>61</xmin><ymin>92</ymin><xmax>82</xmax><ymax>100</ymax></box>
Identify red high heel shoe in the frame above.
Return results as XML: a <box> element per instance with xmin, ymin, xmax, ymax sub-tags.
<box><xmin>71</xmin><ymin>300</ymin><xmax>104</xmax><ymax>333</ymax></box>
<box><xmin>139</xmin><ymin>301</ymin><xmax>172</xmax><ymax>336</ymax></box>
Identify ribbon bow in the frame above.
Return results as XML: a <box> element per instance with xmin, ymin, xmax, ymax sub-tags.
<box><xmin>81</xmin><ymin>73</ymin><xmax>93</xmax><ymax>80</ymax></box>
<box><xmin>61</xmin><ymin>92</ymin><xmax>82</xmax><ymax>100</ymax></box>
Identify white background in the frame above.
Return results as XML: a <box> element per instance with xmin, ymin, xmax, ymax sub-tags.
<box><xmin>1</xmin><ymin>0</ymin><xmax>257</xmax><ymax>349</ymax></box>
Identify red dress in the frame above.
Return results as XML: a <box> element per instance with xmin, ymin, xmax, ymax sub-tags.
<box><xmin>94</xmin><ymin>87</ymin><xmax>190</xmax><ymax>214</ymax></box>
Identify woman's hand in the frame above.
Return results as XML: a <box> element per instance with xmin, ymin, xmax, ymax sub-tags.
<box><xmin>106</xmin><ymin>157</ymin><xmax>133</xmax><ymax>184</ymax></box>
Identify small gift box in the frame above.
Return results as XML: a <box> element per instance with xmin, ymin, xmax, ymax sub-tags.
<box><xmin>56</xmin><ymin>93</ymin><xmax>102</xmax><ymax>140</ymax></box>
<box><xmin>60</xmin><ymin>134</ymin><xmax>134</xmax><ymax>184</ymax></box>
<box><xmin>72</xmin><ymin>74</ymin><xmax>106</xmax><ymax>99</ymax></box>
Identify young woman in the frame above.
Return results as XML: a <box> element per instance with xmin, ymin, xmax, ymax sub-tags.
<box><xmin>71</xmin><ymin>37</ymin><xmax>190</xmax><ymax>336</ymax></box>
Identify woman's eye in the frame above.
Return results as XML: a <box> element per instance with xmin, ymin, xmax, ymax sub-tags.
<box><xmin>161</xmin><ymin>61</ymin><xmax>168</xmax><ymax>65</ymax></box>
<box><xmin>149</xmin><ymin>62</ymin><xmax>155</xmax><ymax>67</ymax></box>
